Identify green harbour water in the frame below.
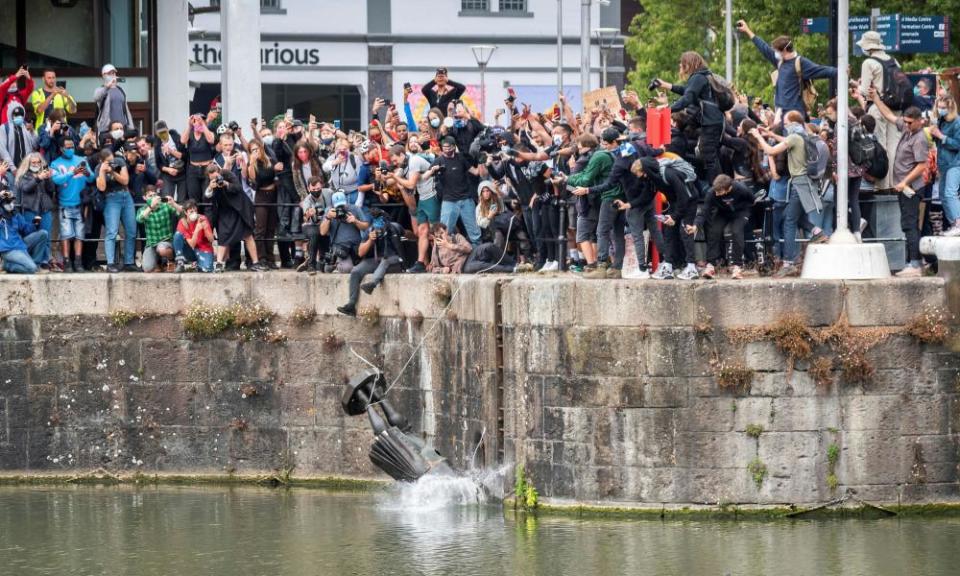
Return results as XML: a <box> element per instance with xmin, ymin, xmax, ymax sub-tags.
<box><xmin>2</xmin><ymin>485</ymin><xmax>959</xmax><ymax>576</ymax></box>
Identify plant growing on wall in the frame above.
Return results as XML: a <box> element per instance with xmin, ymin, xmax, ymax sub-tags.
<box><xmin>514</xmin><ymin>464</ymin><xmax>539</xmax><ymax>511</ymax></box>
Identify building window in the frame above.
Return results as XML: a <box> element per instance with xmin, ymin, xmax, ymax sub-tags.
<box><xmin>461</xmin><ymin>0</ymin><xmax>489</xmax><ymax>12</ymax></box>
<box><xmin>209</xmin><ymin>0</ymin><xmax>285</xmax><ymax>13</ymax></box>
<box><xmin>499</xmin><ymin>0</ymin><xmax>527</xmax><ymax>12</ymax></box>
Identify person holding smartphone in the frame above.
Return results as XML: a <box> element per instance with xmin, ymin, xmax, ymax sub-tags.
<box><xmin>0</xmin><ymin>66</ymin><xmax>34</xmax><ymax>125</ymax></box>
<box><xmin>29</xmin><ymin>69</ymin><xmax>77</xmax><ymax>127</ymax></box>
<box><xmin>0</xmin><ymin>189</ymin><xmax>49</xmax><ymax>274</ymax></box>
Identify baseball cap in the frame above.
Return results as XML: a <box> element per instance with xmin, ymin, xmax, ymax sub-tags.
<box><xmin>292</xmin><ymin>119</ymin><xmax>304</xmax><ymax>128</ymax></box>
<box><xmin>441</xmin><ymin>135</ymin><xmax>457</xmax><ymax>147</ymax></box>
<box><xmin>101</xmin><ymin>64</ymin><xmax>117</xmax><ymax>75</ymax></box>
<box><xmin>436</xmin><ymin>67</ymin><xmax>449</xmax><ymax>75</ymax></box>
<box><xmin>331</xmin><ymin>191</ymin><xmax>347</xmax><ymax>208</ymax></box>
<box><xmin>600</xmin><ymin>127</ymin><xmax>623</xmax><ymax>143</ymax></box>
<box><xmin>154</xmin><ymin>120</ymin><xmax>169</xmax><ymax>133</ymax></box>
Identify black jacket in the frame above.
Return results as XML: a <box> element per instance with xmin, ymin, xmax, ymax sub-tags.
<box><xmin>695</xmin><ymin>181</ymin><xmax>756</xmax><ymax>228</ymax></box>
<box><xmin>589</xmin><ymin>140</ymin><xmax>661</xmax><ymax>208</ymax></box>
<box><xmin>670</xmin><ymin>68</ymin><xmax>724</xmax><ymax>127</ymax></box>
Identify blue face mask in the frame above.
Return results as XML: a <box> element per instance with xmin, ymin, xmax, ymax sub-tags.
<box><xmin>913</xmin><ymin>86</ymin><xmax>922</xmax><ymax>97</ymax></box>
<box><xmin>453</xmin><ymin>119</ymin><xmax>465</xmax><ymax>129</ymax></box>
<box><xmin>429</xmin><ymin>118</ymin><xmax>441</xmax><ymax>129</ymax></box>
<box><xmin>63</xmin><ymin>149</ymin><xmax>75</xmax><ymax>159</ymax></box>
<box><xmin>12</xmin><ymin>116</ymin><xmax>24</xmax><ymax>127</ymax></box>
<box><xmin>938</xmin><ymin>108</ymin><xmax>949</xmax><ymax>118</ymax></box>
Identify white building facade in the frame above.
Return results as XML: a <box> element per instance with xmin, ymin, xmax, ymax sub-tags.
<box><xmin>179</xmin><ymin>0</ymin><xmax>627</xmax><ymax>131</ymax></box>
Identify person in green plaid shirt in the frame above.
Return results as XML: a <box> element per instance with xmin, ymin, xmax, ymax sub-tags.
<box><xmin>136</xmin><ymin>185</ymin><xmax>183</xmax><ymax>272</ymax></box>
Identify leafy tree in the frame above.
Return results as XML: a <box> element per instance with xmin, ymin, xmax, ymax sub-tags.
<box><xmin>625</xmin><ymin>0</ymin><xmax>960</xmax><ymax>106</ymax></box>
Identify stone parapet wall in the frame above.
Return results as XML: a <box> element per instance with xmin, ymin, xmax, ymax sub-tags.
<box><xmin>0</xmin><ymin>274</ymin><xmax>957</xmax><ymax>507</ymax></box>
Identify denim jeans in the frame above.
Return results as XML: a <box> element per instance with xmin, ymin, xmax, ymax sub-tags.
<box><xmin>596</xmin><ymin>198</ymin><xmax>626</xmax><ymax>268</ymax></box>
<box><xmin>782</xmin><ymin>188</ymin><xmax>817</xmax><ymax>263</ymax></box>
<box><xmin>348</xmin><ymin>255</ymin><xmax>402</xmax><ymax>307</ymax></box>
<box><xmin>173</xmin><ymin>231</ymin><xmax>214</xmax><ymax>272</ymax></box>
<box><xmin>1</xmin><ymin>230</ymin><xmax>50</xmax><ymax>273</ymax></box>
<box><xmin>625</xmin><ymin>204</ymin><xmax>665</xmax><ymax>268</ymax></box>
<box><xmin>103</xmin><ymin>191</ymin><xmax>137</xmax><ymax>266</ymax></box>
<box><xmin>940</xmin><ymin>166</ymin><xmax>960</xmax><ymax>228</ymax></box>
<box><xmin>772</xmin><ymin>200</ymin><xmax>787</xmax><ymax>258</ymax></box>
<box><xmin>440</xmin><ymin>198</ymin><xmax>481</xmax><ymax>245</ymax></box>
<box><xmin>21</xmin><ymin>210</ymin><xmax>53</xmax><ymax>237</ymax></box>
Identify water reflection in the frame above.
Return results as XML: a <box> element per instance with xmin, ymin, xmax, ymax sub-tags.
<box><xmin>1</xmin><ymin>486</ymin><xmax>958</xmax><ymax>576</ymax></box>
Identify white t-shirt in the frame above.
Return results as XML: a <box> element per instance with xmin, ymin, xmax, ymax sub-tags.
<box><xmin>407</xmin><ymin>153</ymin><xmax>437</xmax><ymax>201</ymax></box>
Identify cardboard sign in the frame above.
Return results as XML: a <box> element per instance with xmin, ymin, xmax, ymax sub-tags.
<box><xmin>582</xmin><ymin>86</ymin><xmax>623</xmax><ymax>115</ymax></box>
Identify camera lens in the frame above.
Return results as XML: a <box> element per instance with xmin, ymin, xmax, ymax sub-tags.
<box><xmin>647</xmin><ymin>79</ymin><xmax>660</xmax><ymax>92</ymax></box>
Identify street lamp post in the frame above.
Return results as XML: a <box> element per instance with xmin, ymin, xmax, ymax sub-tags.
<box><xmin>800</xmin><ymin>0</ymin><xmax>890</xmax><ymax>279</ymax></box>
<box><xmin>724</xmin><ymin>0</ymin><xmax>733</xmax><ymax>82</ymax></box>
<box><xmin>594</xmin><ymin>27</ymin><xmax>619</xmax><ymax>87</ymax></box>
<box><xmin>557</xmin><ymin>0</ymin><xmax>563</xmax><ymax>97</ymax></box>
<box><xmin>580</xmin><ymin>0</ymin><xmax>610</xmax><ymax>102</ymax></box>
<box><xmin>471</xmin><ymin>45</ymin><xmax>497</xmax><ymax>122</ymax></box>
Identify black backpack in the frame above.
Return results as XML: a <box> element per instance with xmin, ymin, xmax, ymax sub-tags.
<box><xmin>707</xmin><ymin>74</ymin><xmax>736</xmax><ymax>112</ymax></box>
<box><xmin>864</xmin><ymin>139</ymin><xmax>889</xmax><ymax>180</ymax></box>
<box><xmin>798</xmin><ymin>132</ymin><xmax>821</xmax><ymax>179</ymax></box>
<box><xmin>870</xmin><ymin>57</ymin><xmax>914</xmax><ymax>111</ymax></box>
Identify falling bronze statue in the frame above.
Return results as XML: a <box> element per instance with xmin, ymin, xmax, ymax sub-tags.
<box><xmin>342</xmin><ymin>371</ymin><xmax>452</xmax><ymax>482</ymax></box>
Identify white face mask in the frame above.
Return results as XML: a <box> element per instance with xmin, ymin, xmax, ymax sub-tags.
<box><xmin>29</xmin><ymin>165</ymin><xmax>41</xmax><ymax>173</ymax></box>
<box><xmin>2</xmin><ymin>202</ymin><xmax>14</xmax><ymax>212</ymax></box>
<box><xmin>103</xmin><ymin>74</ymin><xmax>116</xmax><ymax>86</ymax></box>
<box><xmin>553</xmin><ymin>135</ymin><xmax>564</xmax><ymax>146</ymax></box>
<box><xmin>188</xmin><ymin>212</ymin><xmax>199</xmax><ymax>222</ymax></box>
<box><xmin>110</xmin><ymin>129</ymin><xmax>123</xmax><ymax>140</ymax></box>
<box><xmin>775</xmin><ymin>52</ymin><xmax>784</xmax><ymax>64</ymax></box>
<box><xmin>262</xmin><ymin>135</ymin><xmax>275</xmax><ymax>146</ymax></box>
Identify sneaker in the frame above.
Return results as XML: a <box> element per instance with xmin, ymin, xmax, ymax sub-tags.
<box><xmin>337</xmin><ymin>304</ymin><xmax>357</xmax><ymax>317</ymax></box>
<box><xmin>361</xmin><ymin>282</ymin><xmax>377</xmax><ymax>295</ymax></box>
<box><xmin>568</xmin><ymin>263</ymin><xmax>585</xmax><ymax>273</ymax></box>
<box><xmin>122</xmin><ymin>264</ymin><xmax>142</xmax><ymax>273</ymax></box>
<box><xmin>606</xmin><ymin>267</ymin><xmax>622</xmax><ymax>279</ymax></box>
<box><xmin>621</xmin><ymin>266</ymin><xmax>649</xmax><ymax>279</ymax></box>
<box><xmin>701</xmin><ymin>263</ymin><xmax>716</xmax><ymax>280</ymax></box>
<box><xmin>214</xmin><ymin>262</ymin><xmax>225</xmax><ymax>274</ymax></box>
<box><xmin>106</xmin><ymin>264</ymin><xmax>122</xmax><ymax>273</ymax></box>
<box><xmin>251</xmin><ymin>262</ymin><xmax>270</xmax><ymax>272</ymax></box>
<box><xmin>774</xmin><ymin>263</ymin><xmax>799</xmax><ymax>278</ymax></box>
<box><xmin>651</xmin><ymin>264</ymin><xmax>674</xmax><ymax>280</ymax></box>
<box><xmin>296</xmin><ymin>260</ymin><xmax>312</xmax><ymax>273</ymax></box>
<box><xmin>540</xmin><ymin>260</ymin><xmax>560</xmax><ymax>273</ymax></box>
<box><xmin>676</xmin><ymin>264</ymin><xmax>699</xmax><ymax>280</ymax></box>
<box><xmin>809</xmin><ymin>231</ymin><xmax>829</xmax><ymax>244</ymax></box>
<box><xmin>73</xmin><ymin>260</ymin><xmax>87</xmax><ymax>273</ymax></box>
<box><xmin>860</xmin><ymin>218</ymin><xmax>868</xmax><ymax>233</ymax></box>
<box><xmin>943</xmin><ymin>226</ymin><xmax>960</xmax><ymax>238</ymax></box>
<box><xmin>730</xmin><ymin>265</ymin><xmax>743</xmax><ymax>280</ymax></box>
<box><xmin>406</xmin><ymin>261</ymin><xmax>427</xmax><ymax>274</ymax></box>
<box><xmin>174</xmin><ymin>259</ymin><xmax>186</xmax><ymax>274</ymax></box>
<box><xmin>895</xmin><ymin>266</ymin><xmax>922</xmax><ymax>278</ymax></box>
<box><xmin>583</xmin><ymin>262</ymin><xmax>609</xmax><ymax>279</ymax></box>
<box><xmin>63</xmin><ymin>259</ymin><xmax>75</xmax><ymax>273</ymax></box>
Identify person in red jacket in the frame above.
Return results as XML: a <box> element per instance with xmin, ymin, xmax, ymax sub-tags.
<box><xmin>0</xmin><ymin>67</ymin><xmax>34</xmax><ymax>125</ymax></box>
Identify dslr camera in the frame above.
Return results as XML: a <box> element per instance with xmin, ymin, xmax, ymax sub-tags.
<box><xmin>647</xmin><ymin>78</ymin><xmax>661</xmax><ymax>91</ymax></box>
<box><xmin>334</xmin><ymin>205</ymin><xmax>349</xmax><ymax>221</ymax></box>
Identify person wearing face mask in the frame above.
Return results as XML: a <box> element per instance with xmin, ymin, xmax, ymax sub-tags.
<box><xmin>737</xmin><ymin>21</ymin><xmax>836</xmax><ymax>120</ymax></box>
<box><xmin>422</xmin><ymin>107</ymin><xmax>445</xmax><ymax>143</ymax></box>
<box><xmin>181</xmin><ymin>113</ymin><xmax>216</xmax><ymax>204</ymax></box>
<box><xmin>203</xmin><ymin>163</ymin><xmax>268</xmax><ymax>273</ymax></box>
<box><xmin>929</xmin><ymin>94</ymin><xmax>960</xmax><ymax>236</ymax></box>
<box><xmin>96</xmin><ymin>148</ymin><xmax>139</xmax><ymax>272</ymax></box>
<box><xmin>299</xmin><ymin>176</ymin><xmax>332</xmax><ymax>274</ymax></box>
<box><xmin>912</xmin><ymin>79</ymin><xmax>934</xmax><ymax>114</ymax></box>
<box><xmin>246</xmin><ymin>139</ymin><xmax>278</xmax><ymax>268</ymax></box>
<box><xmin>271</xmin><ymin>118</ymin><xmax>303</xmax><ymax>267</ymax></box>
<box><xmin>0</xmin><ymin>104</ymin><xmax>37</xmax><ymax>190</ymax></box>
<box><xmin>0</xmin><ymin>66</ymin><xmax>34</xmax><ymax>125</ymax></box>
<box><xmin>153</xmin><ymin>120</ymin><xmax>187</xmax><ymax>202</ymax></box>
<box><xmin>0</xmin><ymin>189</ymin><xmax>49</xmax><ymax>274</ymax></box>
<box><xmin>15</xmin><ymin>152</ymin><xmax>57</xmax><ymax>250</ymax></box>
<box><xmin>751</xmin><ymin>111</ymin><xmax>828</xmax><ymax>277</ymax></box>
<box><xmin>93</xmin><ymin>64</ymin><xmax>134</xmax><ymax>140</ymax></box>
<box><xmin>50</xmin><ymin>137</ymin><xmax>94</xmax><ymax>272</ymax></box>
<box><xmin>435</xmin><ymin>136</ymin><xmax>483</xmax><ymax>246</ymax></box>
<box><xmin>173</xmin><ymin>200</ymin><xmax>215</xmax><ymax>273</ymax></box>
<box><xmin>136</xmin><ymin>185</ymin><xmax>184</xmax><ymax>272</ymax></box>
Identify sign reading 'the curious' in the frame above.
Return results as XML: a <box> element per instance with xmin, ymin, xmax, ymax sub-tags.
<box><xmin>192</xmin><ymin>41</ymin><xmax>324</xmax><ymax>67</ymax></box>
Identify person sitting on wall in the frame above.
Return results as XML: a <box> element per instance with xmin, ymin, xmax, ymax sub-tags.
<box><xmin>337</xmin><ymin>208</ymin><xmax>404</xmax><ymax>317</ymax></box>
<box><xmin>0</xmin><ymin>188</ymin><xmax>49</xmax><ymax>274</ymax></box>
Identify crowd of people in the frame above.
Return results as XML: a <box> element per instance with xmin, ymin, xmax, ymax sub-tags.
<box><xmin>1</xmin><ymin>26</ymin><xmax>959</xmax><ymax>301</ymax></box>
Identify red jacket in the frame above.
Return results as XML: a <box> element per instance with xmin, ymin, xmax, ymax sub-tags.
<box><xmin>0</xmin><ymin>74</ymin><xmax>35</xmax><ymax>124</ymax></box>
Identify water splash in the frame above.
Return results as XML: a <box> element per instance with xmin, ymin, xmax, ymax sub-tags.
<box><xmin>380</xmin><ymin>465</ymin><xmax>511</xmax><ymax>511</ymax></box>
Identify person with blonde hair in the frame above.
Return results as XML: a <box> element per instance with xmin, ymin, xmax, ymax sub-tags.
<box><xmin>929</xmin><ymin>93</ymin><xmax>960</xmax><ymax>235</ymax></box>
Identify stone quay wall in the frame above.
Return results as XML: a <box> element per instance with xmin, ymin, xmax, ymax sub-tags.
<box><xmin>0</xmin><ymin>274</ymin><xmax>957</xmax><ymax>508</ymax></box>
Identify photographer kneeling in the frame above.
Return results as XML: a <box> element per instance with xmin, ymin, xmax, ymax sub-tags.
<box><xmin>204</xmin><ymin>164</ymin><xmax>268</xmax><ymax>272</ymax></box>
<box><xmin>337</xmin><ymin>209</ymin><xmax>403</xmax><ymax>317</ymax></box>
<box><xmin>319</xmin><ymin>190</ymin><xmax>369</xmax><ymax>273</ymax></box>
